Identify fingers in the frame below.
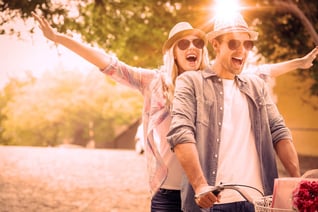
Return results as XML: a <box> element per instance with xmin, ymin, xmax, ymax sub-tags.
<box><xmin>31</xmin><ymin>11</ymin><xmax>56</xmax><ymax>41</ymax></box>
<box><xmin>307</xmin><ymin>46</ymin><xmax>318</xmax><ymax>61</ymax></box>
<box><xmin>32</xmin><ymin>12</ymin><xmax>44</xmax><ymax>29</ymax></box>
<box><xmin>298</xmin><ymin>46</ymin><xmax>318</xmax><ymax>69</ymax></box>
<box><xmin>194</xmin><ymin>186</ymin><xmax>220</xmax><ymax>209</ymax></box>
<box><xmin>42</xmin><ymin>16</ymin><xmax>51</xmax><ymax>29</ymax></box>
<box><xmin>307</xmin><ymin>46</ymin><xmax>318</xmax><ymax>68</ymax></box>
<box><xmin>195</xmin><ymin>191</ymin><xmax>219</xmax><ymax>209</ymax></box>
<box><xmin>311</xmin><ymin>46</ymin><xmax>318</xmax><ymax>60</ymax></box>
<box><xmin>31</xmin><ymin>12</ymin><xmax>41</xmax><ymax>23</ymax></box>
<box><xmin>32</xmin><ymin>12</ymin><xmax>50</xmax><ymax>28</ymax></box>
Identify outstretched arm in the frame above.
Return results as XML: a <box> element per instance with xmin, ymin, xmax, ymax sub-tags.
<box><xmin>268</xmin><ymin>46</ymin><xmax>318</xmax><ymax>77</ymax></box>
<box><xmin>32</xmin><ymin>12</ymin><xmax>111</xmax><ymax>69</ymax></box>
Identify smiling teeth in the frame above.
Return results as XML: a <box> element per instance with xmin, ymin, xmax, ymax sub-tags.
<box><xmin>233</xmin><ymin>57</ymin><xmax>243</xmax><ymax>61</ymax></box>
<box><xmin>187</xmin><ymin>54</ymin><xmax>196</xmax><ymax>59</ymax></box>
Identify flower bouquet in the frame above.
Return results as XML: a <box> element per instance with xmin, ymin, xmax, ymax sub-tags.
<box><xmin>292</xmin><ymin>179</ymin><xmax>318</xmax><ymax>211</ymax></box>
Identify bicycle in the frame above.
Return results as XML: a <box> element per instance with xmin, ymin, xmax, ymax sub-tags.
<box><xmin>195</xmin><ymin>183</ymin><xmax>296</xmax><ymax>212</ymax></box>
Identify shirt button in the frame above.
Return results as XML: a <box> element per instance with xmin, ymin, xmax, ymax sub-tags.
<box><xmin>212</xmin><ymin>171</ymin><xmax>216</xmax><ymax>175</ymax></box>
<box><xmin>214</xmin><ymin>154</ymin><xmax>218</xmax><ymax>158</ymax></box>
<box><xmin>216</xmin><ymin>138</ymin><xmax>220</xmax><ymax>143</ymax></box>
<box><xmin>220</xmin><ymin>106</ymin><xmax>223</xmax><ymax>111</ymax></box>
<box><xmin>218</xmin><ymin>78</ymin><xmax>221</xmax><ymax>82</ymax></box>
<box><xmin>218</xmin><ymin>122</ymin><xmax>221</xmax><ymax>126</ymax></box>
<box><xmin>220</xmin><ymin>91</ymin><xmax>223</xmax><ymax>95</ymax></box>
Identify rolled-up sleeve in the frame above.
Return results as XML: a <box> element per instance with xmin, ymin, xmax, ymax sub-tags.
<box><xmin>167</xmin><ymin>71</ymin><xmax>198</xmax><ymax>150</ymax></box>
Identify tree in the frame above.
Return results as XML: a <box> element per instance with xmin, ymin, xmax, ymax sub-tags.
<box><xmin>1</xmin><ymin>0</ymin><xmax>317</xmax><ymax>93</ymax></box>
<box><xmin>0</xmin><ymin>76</ymin><xmax>34</xmax><ymax>144</ymax></box>
<box><xmin>241</xmin><ymin>0</ymin><xmax>318</xmax><ymax>94</ymax></box>
<box><xmin>1</xmin><ymin>68</ymin><xmax>143</xmax><ymax>146</ymax></box>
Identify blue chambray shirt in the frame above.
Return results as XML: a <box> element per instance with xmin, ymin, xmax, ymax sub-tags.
<box><xmin>167</xmin><ymin>69</ymin><xmax>293</xmax><ymax>212</ymax></box>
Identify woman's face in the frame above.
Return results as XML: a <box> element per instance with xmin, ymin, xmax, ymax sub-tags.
<box><xmin>174</xmin><ymin>35</ymin><xmax>204</xmax><ymax>75</ymax></box>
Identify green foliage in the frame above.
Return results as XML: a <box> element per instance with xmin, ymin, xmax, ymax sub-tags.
<box><xmin>0</xmin><ymin>0</ymin><xmax>318</xmax><ymax>146</ymax></box>
<box><xmin>0</xmin><ymin>0</ymin><xmax>67</xmax><ymax>35</ymax></box>
<box><xmin>1</xmin><ymin>1</ymin><xmax>317</xmax><ymax>92</ymax></box>
<box><xmin>240</xmin><ymin>0</ymin><xmax>318</xmax><ymax>94</ymax></box>
<box><xmin>1</xmin><ymin>69</ymin><xmax>143</xmax><ymax>146</ymax></box>
<box><xmin>65</xmin><ymin>0</ymin><xmax>181</xmax><ymax>68</ymax></box>
<box><xmin>0</xmin><ymin>75</ymin><xmax>36</xmax><ymax>144</ymax></box>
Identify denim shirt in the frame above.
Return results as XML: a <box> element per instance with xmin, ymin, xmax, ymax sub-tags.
<box><xmin>167</xmin><ymin>69</ymin><xmax>292</xmax><ymax>211</ymax></box>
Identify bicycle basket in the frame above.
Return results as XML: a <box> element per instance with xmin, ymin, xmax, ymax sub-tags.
<box><xmin>254</xmin><ymin>196</ymin><xmax>295</xmax><ymax>212</ymax></box>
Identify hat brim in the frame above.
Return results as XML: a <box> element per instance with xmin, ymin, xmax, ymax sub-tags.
<box><xmin>162</xmin><ymin>29</ymin><xmax>207</xmax><ymax>54</ymax></box>
<box><xmin>207</xmin><ymin>28</ymin><xmax>258</xmax><ymax>41</ymax></box>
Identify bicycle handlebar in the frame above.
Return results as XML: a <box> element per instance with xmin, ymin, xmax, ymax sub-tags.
<box><xmin>195</xmin><ymin>183</ymin><xmax>265</xmax><ymax>204</ymax></box>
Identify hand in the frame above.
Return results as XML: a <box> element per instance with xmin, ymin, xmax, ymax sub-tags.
<box><xmin>32</xmin><ymin>12</ymin><xmax>58</xmax><ymax>42</ymax></box>
<box><xmin>194</xmin><ymin>185</ymin><xmax>220</xmax><ymax>209</ymax></box>
<box><xmin>298</xmin><ymin>46</ymin><xmax>318</xmax><ymax>69</ymax></box>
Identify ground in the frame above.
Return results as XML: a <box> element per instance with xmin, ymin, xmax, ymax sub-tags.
<box><xmin>0</xmin><ymin>146</ymin><xmax>317</xmax><ymax>212</ymax></box>
<box><xmin>0</xmin><ymin>146</ymin><xmax>150</xmax><ymax>212</ymax></box>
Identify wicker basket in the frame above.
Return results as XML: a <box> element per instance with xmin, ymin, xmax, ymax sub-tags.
<box><xmin>254</xmin><ymin>196</ymin><xmax>295</xmax><ymax>212</ymax></box>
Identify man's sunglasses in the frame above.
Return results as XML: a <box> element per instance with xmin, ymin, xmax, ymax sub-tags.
<box><xmin>227</xmin><ymin>39</ymin><xmax>254</xmax><ymax>51</ymax></box>
<box><xmin>177</xmin><ymin>39</ymin><xmax>205</xmax><ymax>50</ymax></box>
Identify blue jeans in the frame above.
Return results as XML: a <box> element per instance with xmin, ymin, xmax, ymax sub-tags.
<box><xmin>209</xmin><ymin>201</ymin><xmax>255</xmax><ymax>212</ymax></box>
<box><xmin>151</xmin><ymin>188</ymin><xmax>182</xmax><ymax>212</ymax></box>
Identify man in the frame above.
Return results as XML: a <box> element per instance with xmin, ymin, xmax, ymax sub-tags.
<box><xmin>167</xmin><ymin>13</ymin><xmax>300</xmax><ymax>212</ymax></box>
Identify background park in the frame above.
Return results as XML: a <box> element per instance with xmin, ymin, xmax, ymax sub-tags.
<box><xmin>0</xmin><ymin>0</ymin><xmax>317</xmax><ymax>211</ymax></box>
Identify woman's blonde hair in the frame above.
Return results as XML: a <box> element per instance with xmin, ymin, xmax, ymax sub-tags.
<box><xmin>161</xmin><ymin>44</ymin><xmax>210</xmax><ymax>107</ymax></box>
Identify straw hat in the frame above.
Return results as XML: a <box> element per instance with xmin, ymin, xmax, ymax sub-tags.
<box><xmin>162</xmin><ymin>22</ymin><xmax>207</xmax><ymax>54</ymax></box>
<box><xmin>207</xmin><ymin>13</ymin><xmax>258</xmax><ymax>41</ymax></box>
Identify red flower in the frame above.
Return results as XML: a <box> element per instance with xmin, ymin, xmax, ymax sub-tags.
<box><xmin>292</xmin><ymin>180</ymin><xmax>318</xmax><ymax>212</ymax></box>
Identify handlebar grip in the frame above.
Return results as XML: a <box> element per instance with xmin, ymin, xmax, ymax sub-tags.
<box><xmin>211</xmin><ymin>188</ymin><xmax>222</xmax><ymax>196</ymax></box>
<box><xmin>195</xmin><ymin>186</ymin><xmax>223</xmax><ymax>199</ymax></box>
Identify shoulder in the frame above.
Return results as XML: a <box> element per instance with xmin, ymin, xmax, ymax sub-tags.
<box><xmin>178</xmin><ymin>70</ymin><xmax>199</xmax><ymax>78</ymax></box>
<box><xmin>176</xmin><ymin>71</ymin><xmax>203</xmax><ymax>86</ymax></box>
<box><xmin>239</xmin><ymin>74</ymin><xmax>265</xmax><ymax>85</ymax></box>
<box><xmin>238</xmin><ymin>74</ymin><xmax>269</xmax><ymax>96</ymax></box>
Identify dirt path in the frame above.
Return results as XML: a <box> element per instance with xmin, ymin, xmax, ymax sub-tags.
<box><xmin>0</xmin><ymin>146</ymin><xmax>150</xmax><ymax>212</ymax></box>
<box><xmin>0</xmin><ymin>146</ymin><xmax>316</xmax><ymax>212</ymax></box>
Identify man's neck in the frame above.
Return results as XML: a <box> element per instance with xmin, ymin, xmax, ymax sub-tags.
<box><xmin>212</xmin><ymin>62</ymin><xmax>236</xmax><ymax>80</ymax></box>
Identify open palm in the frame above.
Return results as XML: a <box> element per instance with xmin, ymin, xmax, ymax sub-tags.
<box><xmin>32</xmin><ymin>12</ymin><xmax>57</xmax><ymax>42</ymax></box>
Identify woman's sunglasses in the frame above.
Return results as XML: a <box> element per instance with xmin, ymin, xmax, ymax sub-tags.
<box><xmin>177</xmin><ymin>39</ymin><xmax>205</xmax><ymax>50</ymax></box>
<box><xmin>227</xmin><ymin>39</ymin><xmax>254</xmax><ymax>51</ymax></box>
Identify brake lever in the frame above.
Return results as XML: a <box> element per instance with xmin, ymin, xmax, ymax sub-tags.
<box><xmin>194</xmin><ymin>185</ymin><xmax>224</xmax><ymax>199</ymax></box>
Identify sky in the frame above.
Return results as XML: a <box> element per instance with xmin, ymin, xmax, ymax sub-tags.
<box><xmin>0</xmin><ymin>19</ymin><xmax>95</xmax><ymax>89</ymax></box>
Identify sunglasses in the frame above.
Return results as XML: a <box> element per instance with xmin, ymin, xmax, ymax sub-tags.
<box><xmin>177</xmin><ymin>39</ymin><xmax>205</xmax><ymax>50</ymax></box>
<box><xmin>227</xmin><ymin>39</ymin><xmax>254</xmax><ymax>51</ymax></box>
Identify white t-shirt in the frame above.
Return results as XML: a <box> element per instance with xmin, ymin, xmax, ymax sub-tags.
<box><xmin>215</xmin><ymin>79</ymin><xmax>264</xmax><ymax>203</ymax></box>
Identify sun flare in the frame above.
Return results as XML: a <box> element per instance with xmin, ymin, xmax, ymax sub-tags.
<box><xmin>210</xmin><ymin>0</ymin><xmax>243</xmax><ymax>23</ymax></box>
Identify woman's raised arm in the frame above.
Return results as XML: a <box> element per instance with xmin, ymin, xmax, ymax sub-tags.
<box><xmin>32</xmin><ymin>12</ymin><xmax>111</xmax><ymax>70</ymax></box>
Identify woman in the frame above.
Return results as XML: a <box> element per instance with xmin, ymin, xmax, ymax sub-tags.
<box><xmin>33</xmin><ymin>13</ymin><xmax>208</xmax><ymax>211</ymax></box>
<box><xmin>32</xmin><ymin>12</ymin><xmax>317</xmax><ymax>211</ymax></box>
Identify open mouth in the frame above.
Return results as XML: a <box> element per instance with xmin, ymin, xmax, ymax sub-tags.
<box><xmin>186</xmin><ymin>54</ymin><xmax>197</xmax><ymax>62</ymax></box>
<box><xmin>232</xmin><ymin>56</ymin><xmax>243</xmax><ymax>66</ymax></box>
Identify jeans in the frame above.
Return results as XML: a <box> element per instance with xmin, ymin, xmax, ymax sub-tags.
<box><xmin>208</xmin><ymin>201</ymin><xmax>255</xmax><ymax>212</ymax></box>
<box><xmin>151</xmin><ymin>188</ymin><xmax>182</xmax><ymax>212</ymax></box>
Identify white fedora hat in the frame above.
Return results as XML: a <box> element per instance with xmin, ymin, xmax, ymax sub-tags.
<box><xmin>207</xmin><ymin>13</ymin><xmax>258</xmax><ymax>41</ymax></box>
<box><xmin>162</xmin><ymin>22</ymin><xmax>207</xmax><ymax>54</ymax></box>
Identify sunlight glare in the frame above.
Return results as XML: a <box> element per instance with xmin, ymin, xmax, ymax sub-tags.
<box><xmin>211</xmin><ymin>0</ymin><xmax>242</xmax><ymax>22</ymax></box>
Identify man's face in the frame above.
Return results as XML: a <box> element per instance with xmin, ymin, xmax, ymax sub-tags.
<box><xmin>174</xmin><ymin>35</ymin><xmax>204</xmax><ymax>75</ymax></box>
<box><xmin>214</xmin><ymin>32</ymin><xmax>253</xmax><ymax>78</ymax></box>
